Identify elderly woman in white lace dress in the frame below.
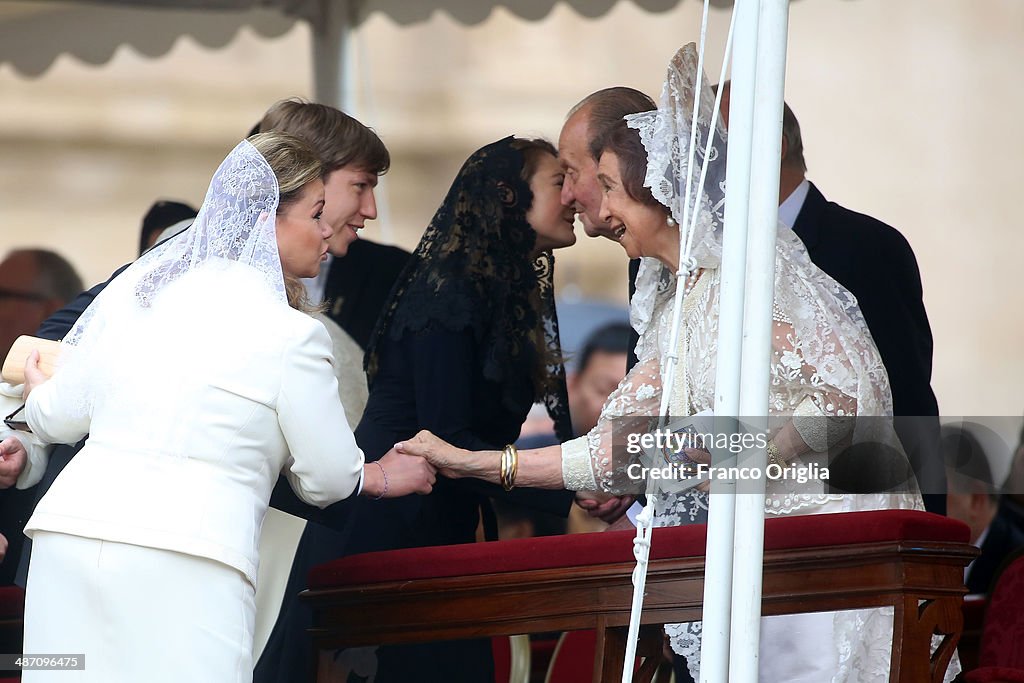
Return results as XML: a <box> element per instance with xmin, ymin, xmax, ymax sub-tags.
<box><xmin>396</xmin><ymin>45</ymin><xmax>953</xmax><ymax>682</ymax></box>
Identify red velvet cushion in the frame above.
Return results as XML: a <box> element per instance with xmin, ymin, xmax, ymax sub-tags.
<box><xmin>977</xmin><ymin>554</ymin><xmax>1024</xmax><ymax>670</ymax></box>
<box><xmin>0</xmin><ymin>586</ymin><xmax>25</xmax><ymax>619</ymax></box>
<box><xmin>309</xmin><ymin>510</ymin><xmax>967</xmax><ymax>590</ymax></box>
<box><xmin>966</xmin><ymin>666</ymin><xmax>1024</xmax><ymax>683</ymax></box>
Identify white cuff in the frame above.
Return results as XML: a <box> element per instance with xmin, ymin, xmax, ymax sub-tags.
<box><xmin>560</xmin><ymin>436</ymin><xmax>597</xmax><ymax>491</ymax></box>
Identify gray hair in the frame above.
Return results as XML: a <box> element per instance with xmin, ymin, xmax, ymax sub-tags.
<box><xmin>941</xmin><ymin>425</ymin><xmax>999</xmax><ymax>503</ymax></box>
<box><xmin>782</xmin><ymin>102</ymin><xmax>807</xmax><ymax>173</ymax></box>
<box><xmin>713</xmin><ymin>81</ymin><xmax>807</xmax><ymax>173</ymax></box>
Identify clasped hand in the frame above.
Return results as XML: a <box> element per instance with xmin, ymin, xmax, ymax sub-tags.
<box><xmin>394</xmin><ymin>430</ymin><xmax>465</xmax><ymax>478</ymax></box>
<box><xmin>0</xmin><ymin>437</ymin><xmax>28</xmax><ymax>488</ymax></box>
<box><xmin>373</xmin><ymin>447</ymin><xmax>438</xmax><ymax>497</ymax></box>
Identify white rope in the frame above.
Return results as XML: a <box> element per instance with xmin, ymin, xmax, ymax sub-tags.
<box><xmin>620</xmin><ymin>3</ymin><xmax>738</xmax><ymax>680</ymax></box>
<box><xmin>614</xmin><ymin>3</ymin><xmax>737</xmax><ymax>679</ymax></box>
<box><xmin>675</xmin><ymin>0</ymin><xmax>714</xmax><ymax>293</ymax></box>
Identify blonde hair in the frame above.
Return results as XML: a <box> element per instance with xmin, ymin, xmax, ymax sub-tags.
<box><xmin>246</xmin><ymin>131</ymin><xmax>326</xmax><ymax>314</ymax></box>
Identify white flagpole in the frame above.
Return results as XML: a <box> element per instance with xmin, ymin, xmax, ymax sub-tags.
<box><xmin>699</xmin><ymin>0</ymin><xmax>759</xmax><ymax>679</ymax></box>
<box><xmin>621</xmin><ymin>2</ymin><xmax>729</xmax><ymax>678</ymax></box>
<box><xmin>727</xmin><ymin>1</ymin><xmax>789</xmax><ymax>680</ymax></box>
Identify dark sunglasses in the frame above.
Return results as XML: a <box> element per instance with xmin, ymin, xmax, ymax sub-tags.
<box><xmin>0</xmin><ymin>288</ymin><xmax>49</xmax><ymax>303</ymax></box>
<box><xmin>4</xmin><ymin>405</ymin><xmax>30</xmax><ymax>433</ymax></box>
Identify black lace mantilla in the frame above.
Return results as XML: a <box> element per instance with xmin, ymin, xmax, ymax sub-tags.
<box><xmin>366</xmin><ymin>137</ymin><xmax>573</xmax><ymax>442</ymax></box>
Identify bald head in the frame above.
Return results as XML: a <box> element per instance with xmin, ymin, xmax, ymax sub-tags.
<box><xmin>559</xmin><ymin>87</ymin><xmax>655</xmax><ymax>240</ymax></box>
<box><xmin>715</xmin><ymin>81</ymin><xmax>807</xmax><ymax>203</ymax></box>
<box><xmin>0</xmin><ymin>249</ymin><xmax>83</xmax><ymax>358</ymax></box>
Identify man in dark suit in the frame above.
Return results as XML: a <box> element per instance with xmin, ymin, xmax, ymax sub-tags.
<box><xmin>783</xmin><ymin>105</ymin><xmax>944</xmax><ymax>514</ymax></box>
<box><xmin>718</xmin><ymin>83</ymin><xmax>945</xmax><ymax>513</ymax></box>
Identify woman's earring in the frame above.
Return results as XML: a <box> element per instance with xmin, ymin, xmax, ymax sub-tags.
<box><xmin>666</xmin><ymin>216</ymin><xmax>677</xmax><ymax>227</ymax></box>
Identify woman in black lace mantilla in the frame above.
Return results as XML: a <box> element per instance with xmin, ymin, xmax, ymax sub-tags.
<box><xmin>350</xmin><ymin>136</ymin><xmax>578</xmax><ymax>682</ymax></box>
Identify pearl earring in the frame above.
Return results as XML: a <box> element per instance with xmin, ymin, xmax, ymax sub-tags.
<box><xmin>666</xmin><ymin>216</ymin><xmax>677</xmax><ymax>227</ymax></box>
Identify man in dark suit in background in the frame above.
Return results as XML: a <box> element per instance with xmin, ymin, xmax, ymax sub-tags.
<box><xmin>322</xmin><ymin>238</ymin><xmax>410</xmax><ymax>350</ymax></box>
<box><xmin>718</xmin><ymin>83</ymin><xmax>945</xmax><ymax>513</ymax></box>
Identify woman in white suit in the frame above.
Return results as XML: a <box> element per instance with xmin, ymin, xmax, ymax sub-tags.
<box><xmin>18</xmin><ymin>132</ymin><xmax>435</xmax><ymax>683</ymax></box>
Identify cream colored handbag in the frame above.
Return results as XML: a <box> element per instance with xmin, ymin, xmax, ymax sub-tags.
<box><xmin>2</xmin><ymin>335</ymin><xmax>60</xmax><ymax>385</ymax></box>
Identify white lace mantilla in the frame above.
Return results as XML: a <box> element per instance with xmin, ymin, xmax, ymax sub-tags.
<box><xmin>54</xmin><ymin>140</ymin><xmax>287</xmax><ymax>421</ymax></box>
<box><xmin>558</xmin><ymin>41</ymin><xmax>949</xmax><ymax>682</ymax></box>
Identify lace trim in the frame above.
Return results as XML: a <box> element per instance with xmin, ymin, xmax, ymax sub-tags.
<box><xmin>792</xmin><ymin>395</ymin><xmax>854</xmax><ymax>452</ymax></box>
<box><xmin>665</xmin><ymin>620</ymin><xmax>702</xmax><ymax>680</ymax></box>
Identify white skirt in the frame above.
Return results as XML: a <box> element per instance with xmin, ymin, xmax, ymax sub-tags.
<box><xmin>23</xmin><ymin>531</ymin><xmax>255</xmax><ymax>683</ymax></box>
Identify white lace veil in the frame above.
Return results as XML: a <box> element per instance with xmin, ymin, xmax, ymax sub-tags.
<box><xmin>627</xmin><ymin>43</ymin><xmax>897</xmax><ymax>428</ymax></box>
<box><xmin>57</xmin><ymin>139</ymin><xmax>285</xmax><ymax>419</ymax></box>
<box><xmin>626</xmin><ymin>45</ymin><xmax>727</xmax><ymax>353</ymax></box>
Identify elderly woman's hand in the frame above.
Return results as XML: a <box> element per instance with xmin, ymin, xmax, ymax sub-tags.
<box><xmin>395</xmin><ymin>430</ymin><xmax>469</xmax><ymax>478</ymax></box>
<box><xmin>22</xmin><ymin>350</ymin><xmax>47</xmax><ymax>401</ymax></box>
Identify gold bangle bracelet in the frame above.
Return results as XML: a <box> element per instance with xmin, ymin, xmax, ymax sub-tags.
<box><xmin>509</xmin><ymin>444</ymin><xmax>519</xmax><ymax>489</ymax></box>
<box><xmin>499</xmin><ymin>448</ymin><xmax>509</xmax><ymax>489</ymax></box>
<box><xmin>501</xmin><ymin>444</ymin><xmax>519</xmax><ymax>491</ymax></box>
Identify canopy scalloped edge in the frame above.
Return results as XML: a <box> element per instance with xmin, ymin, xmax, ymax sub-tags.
<box><xmin>351</xmin><ymin>0</ymin><xmax>736</xmax><ymax>27</ymax></box>
<box><xmin>0</xmin><ymin>5</ymin><xmax>296</xmax><ymax>78</ymax></box>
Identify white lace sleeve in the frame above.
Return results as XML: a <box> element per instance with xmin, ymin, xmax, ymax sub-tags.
<box><xmin>560</xmin><ymin>348</ymin><xmax>664</xmax><ymax>493</ymax></box>
<box><xmin>769</xmin><ymin>318</ymin><xmax>856</xmax><ymax>449</ymax></box>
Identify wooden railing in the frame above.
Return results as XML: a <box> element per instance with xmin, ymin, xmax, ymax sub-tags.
<box><xmin>304</xmin><ymin>510</ymin><xmax>977</xmax><ymax>683</ymax></box>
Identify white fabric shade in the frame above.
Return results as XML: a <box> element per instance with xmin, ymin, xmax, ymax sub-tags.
<box><xmin>0</xmin><ymin>0</ymin><xmax>743</xmax><ymax>79</ymax></box>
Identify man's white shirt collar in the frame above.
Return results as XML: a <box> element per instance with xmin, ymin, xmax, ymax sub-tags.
<box><xmin>778</xmin><ymin>178</ymin><xmax>810</xmax><ymax>228</ymax></box>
